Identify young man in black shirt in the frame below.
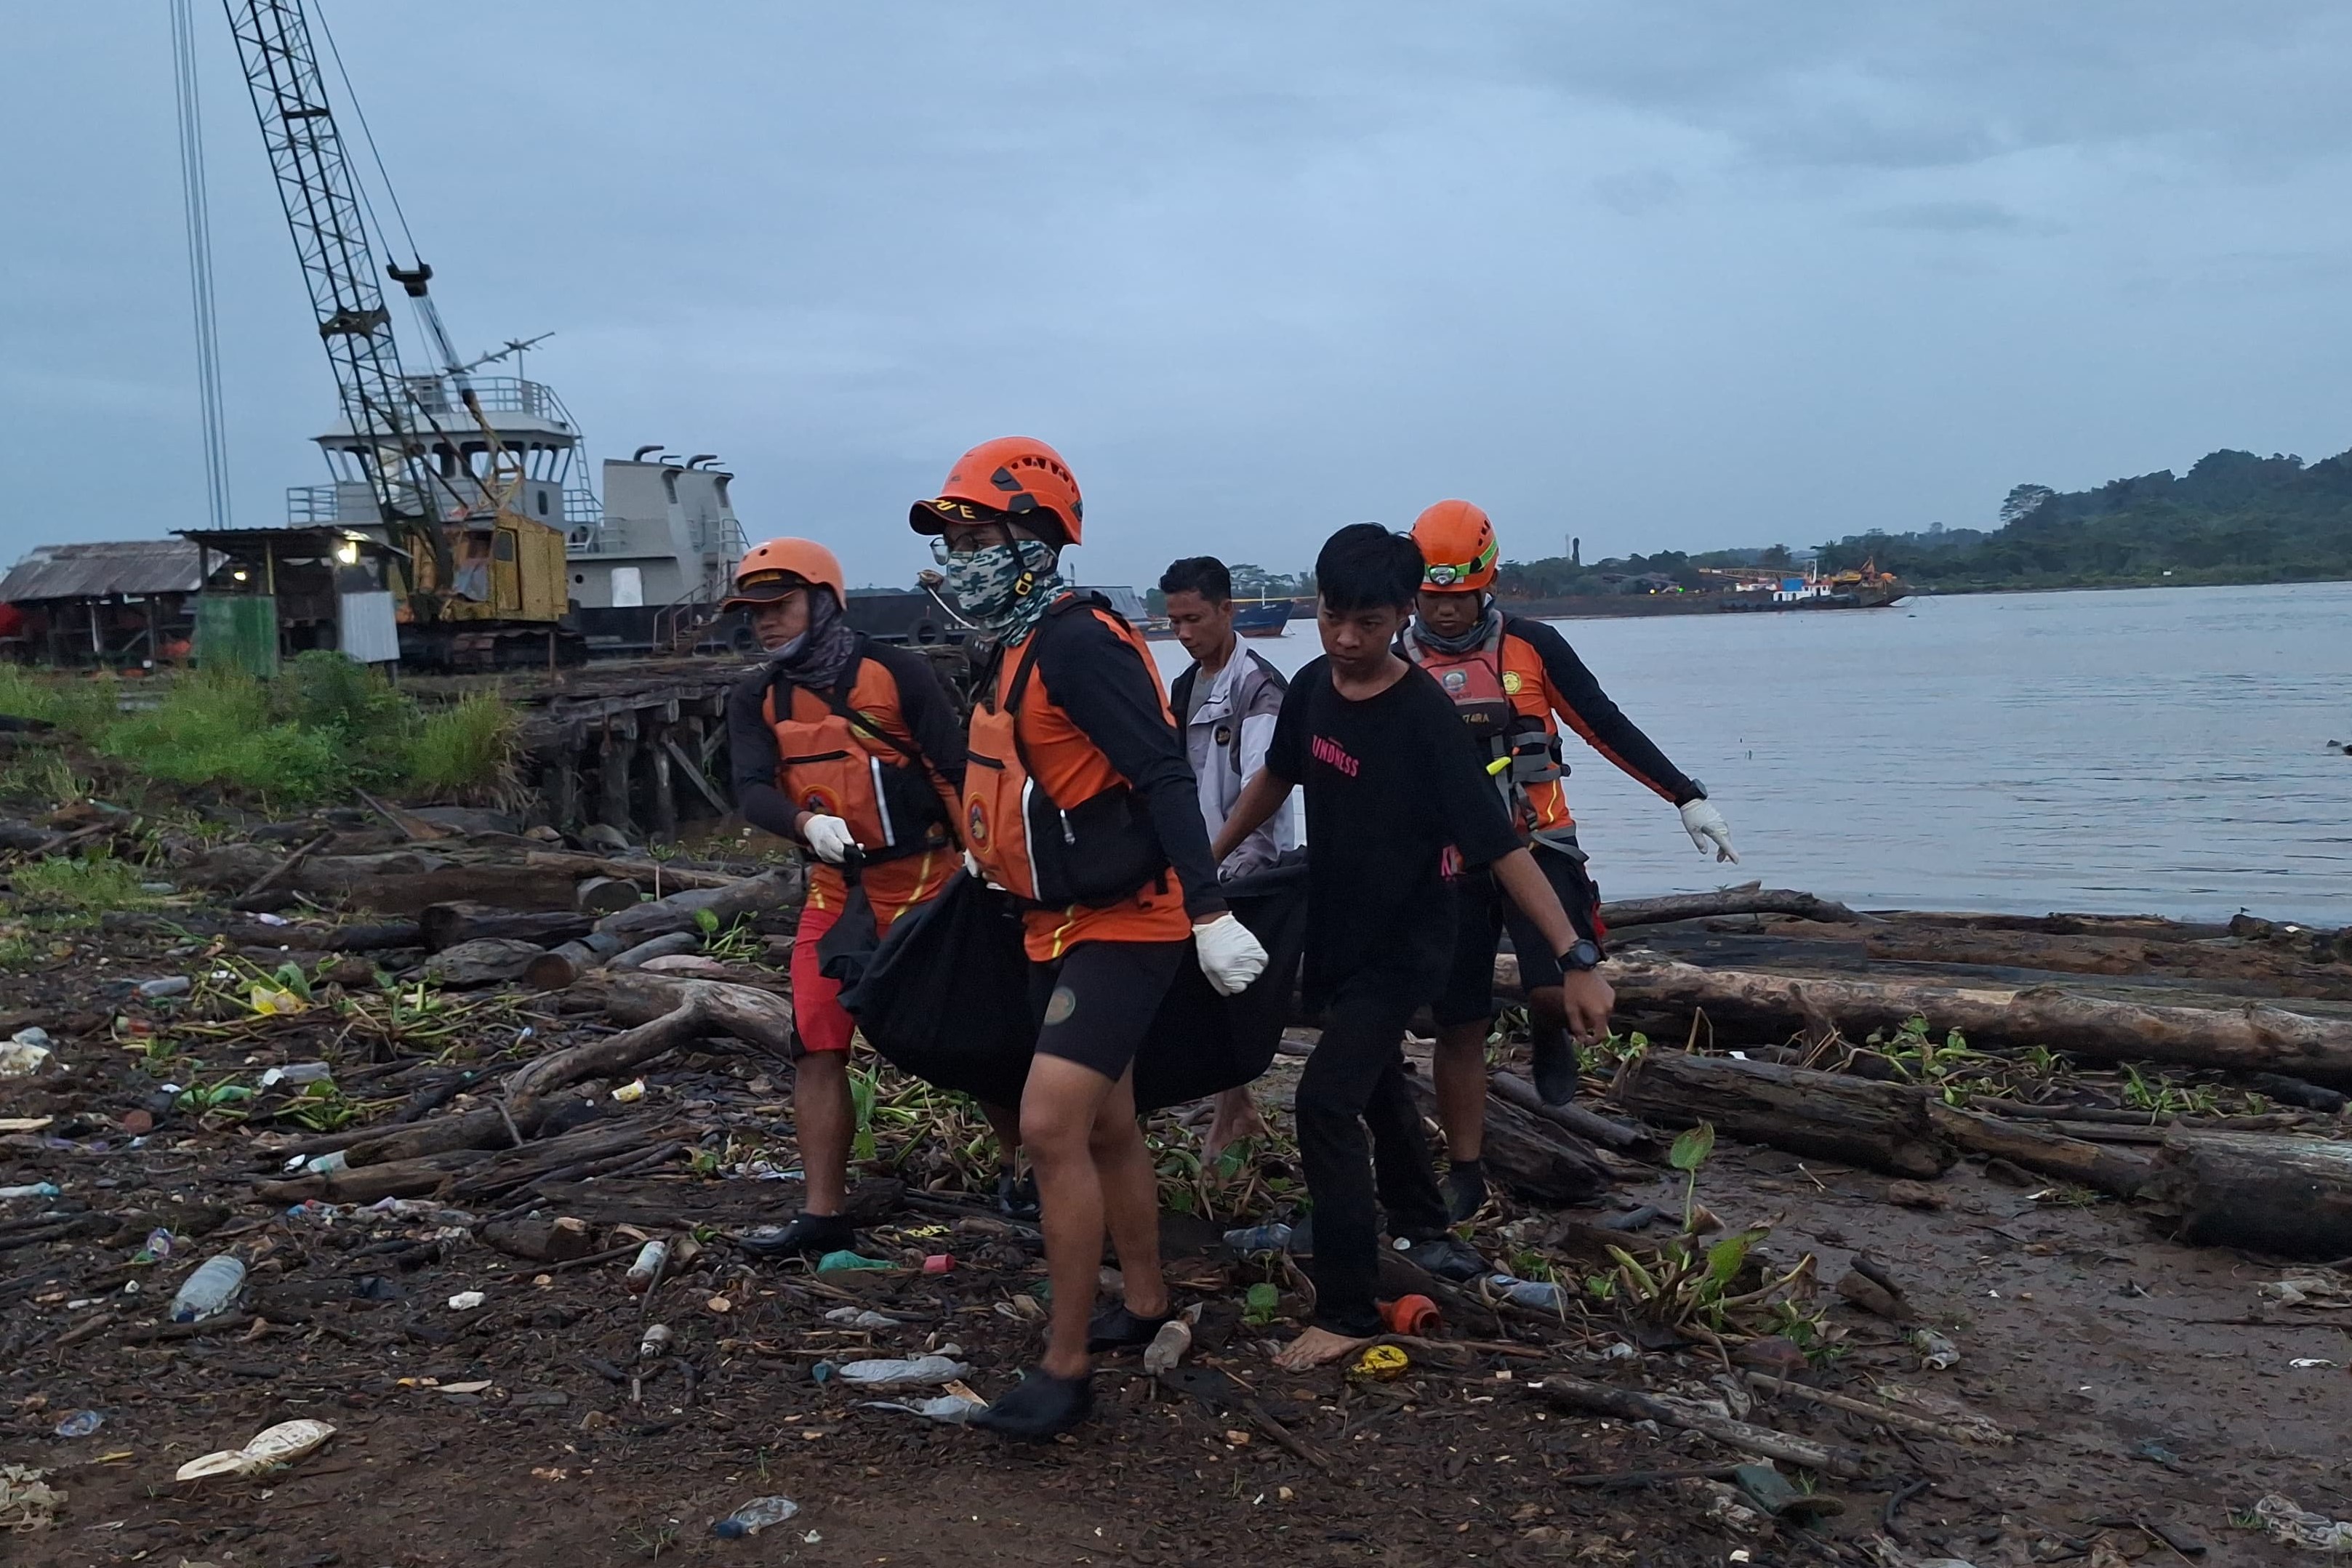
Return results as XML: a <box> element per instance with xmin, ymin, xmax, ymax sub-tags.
<box><xmin>1214</xmin><ymin>524</ymin><xmax>1608</xmax><ymax>1370</ymax></box>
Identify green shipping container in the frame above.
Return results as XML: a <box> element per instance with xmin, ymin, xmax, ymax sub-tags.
<box><xmin>196</xmin><ymin>595</ymin><xmax>280</xmax><ymax>678</ymax></box>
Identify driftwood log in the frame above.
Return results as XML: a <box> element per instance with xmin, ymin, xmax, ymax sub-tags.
<box><xmin>527</xmin><ymin>932</ymin><xmax>628</xmax><ymax>991</ymax></box>
<box><xmin>1613</xmin><ymin>1051</ymin><xmax>1956</xmax><ymax>1179</ymax></box>
<box><xmin>1927</xmin><ymin>1104</ymin><xmax>2148</xmax><ymax>1198</ymax></box>
<box><xmin>2140</xmin><ymin>1130</ymin><xmax>2352</xmax><ymax>1258</ymax></box>
<box><xmin>421</xmin><ymin>938</ymin><xmax>550</xmax><ymax>988</ymax></box>
<box><xmin>592</xmin><ymin>867</ymin><xmax>801</xmax><ymax>944</ymax></box>
<box><xmin>418</xmin><ymin>902</ymin><xmax>595</xmax><ymax>952</ymax></box>
<box><xmin>574</xmin><ymin>876</ymin><xmax>643</xmax><ymax>917</ymax></box>
<box><xmin>611</xmin><ymin>932</ymin><xmax>702</xmax><ymax>971</ymax></box>
<box><xmin>1534</xmin><ymin>1375</ymin><xmax>1870</xmax><ymax>1478</ymax></box>
<box><xmin>1578</xmin><ymin>958</ymin><xmax>2352</xmax><ymax>1085</ymax></box>
<box><xmin>1486</xmin><ymin>1071</ymin><xmax>1650</xmax><ymax>1151</ymax></box>
<box><xmin>524</xmin><ymin>850</ymin><xmax>742</xmax><ymax>890</ymax></box>
<box><xmin>324</xmin><ymin>978</ymin><xmax>796</xmax><ymax>1171</ymax></box>
<box><xmin>1403</xmin><ymin>1073</ymin><xmax>1610</xmax><ymax>1205</ymax></box>
<box><xmin>1596</xmin><ymin>884</ymin><xmax>1879</xmax><ymax>930</ymax></box>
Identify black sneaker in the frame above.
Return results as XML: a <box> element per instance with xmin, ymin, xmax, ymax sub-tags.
<box><xmin>1086</xmin><ymin>1303</ymin><xmax>1175</xmax><ymax>1353</ymax></box>
<box><xmin>996</xmin><ymin>1169</ymin><xmax>1040</xmax><ymax>1221</ymax></box>
<box><xmin>971</xmin><ymin>1366</ymin><xmax>1093</xmax><ymax>1440</ymax></box>
<box><xmin>1531</xmin><ymin>1025</ymin><xmax>1580</xmax><ymax>1106</ymax></box>
<box><xmin>1444</xmin><ymin>1162</ymin><xmax>1488</xmax><ymax>1225</ymax></box>
<box><xmin>1398</xmin><ymin>1232</ymin><xmax>1489</xmax><ymax>1282</ymax></box>
<box><xmin>737</xmin><ymin>1211</ymin><xmax>855</xmax><ymax>1258</ymax></box>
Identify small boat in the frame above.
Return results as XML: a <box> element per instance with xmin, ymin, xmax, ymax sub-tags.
<box><xmin>1235</xmin><ymin>599</ymin><xmax>1296</xmax><ymax>638</ymax></box>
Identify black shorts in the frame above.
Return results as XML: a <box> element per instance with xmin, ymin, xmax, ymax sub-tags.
<box><xmin>1432</xmin><ymin>841</ymin><xmax>1595</xmax><ymax>1028</ymax></box>
<box><xmin>1028</xmin><ymin>938</ymin><xmax>1189</xmax><ymax>1081</ymax></box>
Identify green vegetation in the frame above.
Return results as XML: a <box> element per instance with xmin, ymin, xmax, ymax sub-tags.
<box><xmin>1815</xmin><ymin>446</ymin><xmax>2352</xmax><ymax>590</ymax></box>
<box><xmin>9</xmin><ymin>853</ymin><xmax>161</xmax><ymax>915</ymax></box>
<box><xmin>0</xmin><ymin>653</ymin><xmax>516</xmax><ymax>809</ymax></box>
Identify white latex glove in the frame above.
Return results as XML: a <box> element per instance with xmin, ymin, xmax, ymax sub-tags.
<box><xmin>801</xmin><ymin>814</ymin><xmax>859</xmax><ymax>865</ymax></box>
<box><xmin>1193</xmin><ymin>913</ymin><xmax>1269</xmax><ymax>997</ymax></box>
<box><xmin>1679</xmin><ymin>799</ymin><xmax>1738</xmax><ymax>863</ymax></box>
<box><xmin>961</xmin><ymin>848</ymin><xmax>1004</xmax><ymax>890</ymax></box>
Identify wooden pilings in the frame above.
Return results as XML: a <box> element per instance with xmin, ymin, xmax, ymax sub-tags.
<box><xmin>519</xmin><ymin>672</ymin><xmax>739</xmax><ymax>847</ymax></box>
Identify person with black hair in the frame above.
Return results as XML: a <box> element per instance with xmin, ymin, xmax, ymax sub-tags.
<box><xmin>910</xmin><ymin>438</ymin><xmax>1269</xmax><ymax>1437</ymax></box>
<box><xmin>1213</xmin><ymin>523</ymin><xmax>1597</xmax><ymax>1370</ymax></box>
<box><xmin>1160</xmin><ymin>553</ymin><xmax>1300</xmax><ymax>1157</ymax></box>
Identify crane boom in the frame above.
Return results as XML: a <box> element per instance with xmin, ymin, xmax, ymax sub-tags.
<box><xmin>220</xmin><ymin>0</ymin><xmax>456</xmax><ymax>598</ymax></box>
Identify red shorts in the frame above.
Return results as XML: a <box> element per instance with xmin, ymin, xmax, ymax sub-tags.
<box><xmin>789</xmin><ymin>898</ymin><xmax>857</xmax><ymax>1058</ymax></box>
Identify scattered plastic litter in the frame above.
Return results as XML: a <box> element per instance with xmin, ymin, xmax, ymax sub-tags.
<box><xmin>921</xmin><ymin>1253</ymin><xmax>954</xmax><ymax>1274</ymax></box>
<box><xmin>833</xmin><ymin>1351</ymin><xmax>971</xmax><ymax>1389</ymax></box>
<box><xmin>10</xmin><ymin>1026</ymin><xmax>52</xmax><ymax>1048</ymax></box>
<box><xmin>713</xmin><ymin>1495</ymin><xmax>800</xmax><ymax>1538</ymax></box>
<box><xmin>259</xmin><ymin>1062</ymin><xmax>334</xmax><ymax>1088</ymax></box>
<box><xmin>1909</xmin><ymin>1328</ymin><xmax>1961</xmax><ymax>1370</ymax></box>
<box><xmin>52</xmin><ymin>1410</ymin><xmax>104</xmax><ymax>1439</ymax></box>
<box><xmin>131</xmin><ymin>1226</ymin><xmax>175</xmax><ymax>1263</ymax></box>
<box><xmin>447</xmin><ymin>1290</ymin><xmax>486</xmax><ymax>1311</ymax></box>
<box><xmin>822</xmin><ymin>1308</ymin><xmax>902</xmax><ymax>1330</ymax></box>
<box><xmin>2256</xmin><ymin>1493</ymin><xmax>2352</xmax><ymax>1551</ymax></box>
<box><xmin>0</xmin><ymin>1183</ymin><xmax>60</xmax><ymax>1201</ymax></box>
<box><xmin>1379</xmin><ymin>1294</ymin><xmax>1440</xmax><ymax>1336</ymax></box>
<box><xmin>174</xmin><ymin>1418</ymin><xmax>337</xmax><ymax>1482</ymax></box>
<box><xmin>611</xmin><ymin>1078</ymin><xmax>646</xmax><ymax>1103</ymax></box>
<box><xmin>1223</xmin><ymin>1223</ymin><xmax>1293</xmax><ymax>1253</ymax></box>
<box><xmin>169</xmin><ymin>1254</ymin><xmax>246</xmax><ymax>1323</ymax></box>
<box><xmin>815</xmin><ymin>1250</ymin><xmax>894</xmax><ymax>1274</ymax></box>
<box><xmin>640</xmin><ymin>1324</ymin><xmax>672</xmax><ymax>1360</ymax></box>
<box><xmin>2289</xmin><ymin>1357</ymin><xmax>2339</xmax><ymax>1369</ymax></box>
<box><xmin>1485</xmin><ymin>1274</ymin><xmax>1566</xmax><ymax>1312</ymax></box>
<box><xmin>862</xmin><ymin>1382</ymin><xmax>987</xmax><ymax>1424</ymax></box>
<box><xmin>0</xmin><ymin>1464</ymin><xmax>60</xmax><ymax>1532</ymax></box>
<box><xmin>0</xmin><ymin>1039</ymin><xmax>55</xmax><ymax>1077</ymax></box>
<box><xmin>136</xmin><ymin>976</ymin><xmax>192</xmax><ymax>999</ymax></box>
<box><xmin>1352</xmin><ymin>1344</ymin><xmax>1410</xmax><ymax>1381</ymax></box>
<box><xmin>1143</xmin><ymin>1316</ymin><xmax>1193</xmax><ymax>1375</ymax></box>
<box><xmin>625</xmin><ymin>1240</ymin><xmax>669</xmax><ymax>1293</ymax></box>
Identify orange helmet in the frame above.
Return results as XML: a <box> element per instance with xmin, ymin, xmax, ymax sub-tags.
<box><xmin>909</xmin><ymin>436</ymin><xmax>1084</xmax><ymax>546</ymax></box>
<box><xmin>1411</xmin><ymin>499</ymin><xmax>1498</xmax><ymax>593</ymax></box>
<box><xmin>723</xmin><ymin>538</ymin><xmax>846</xmax><ymax>611</ymax></box>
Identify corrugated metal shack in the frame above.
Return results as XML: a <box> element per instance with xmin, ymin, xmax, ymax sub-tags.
<box><xmin>0</xmin><ymin>539</ymin><xmax>204</xmax><ymax>667</ymax></box>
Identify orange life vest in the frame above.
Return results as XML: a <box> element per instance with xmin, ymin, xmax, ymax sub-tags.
<box><xmin>963</xmin><ymin>595</ymin><xmax>1173</xmax><ymax>909</ymax></box>
<box><xmin>762</xmin><ymin>646</ymin><xmax>955</xmax><ymax>866</ymax></box>
<box><xmin>1407</xmin><ymin>624</ymin><xmax>1574</xmax><ymax>837</ymax></box>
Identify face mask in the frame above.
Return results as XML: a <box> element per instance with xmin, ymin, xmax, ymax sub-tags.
<box><xmin>766</xmin><ymin>629</ymin><xmax>810</xmax><ymax>662</ymax></box>
<box><xmin>939</xmin><ymin>538</ymin><xmax>1059</xmax><ymax>625</ymax></box>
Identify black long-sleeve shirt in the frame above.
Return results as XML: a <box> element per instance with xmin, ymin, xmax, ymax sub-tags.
<box><xmin>1025</xmin><ymin>610</ymin><xmax>1227</xmax><ymax>920</ymax></box>
<box><xmin>1504</xmin><ymin>616</ymin><xmax>1701</xmax><ymax>805</ymax></box>
<box><xmin>726</xmin><ymin>639</ymin><xmax>968</xmax><ymax>841</ymax></box>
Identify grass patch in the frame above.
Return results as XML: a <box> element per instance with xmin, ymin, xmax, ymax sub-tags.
<box><xmin>404</xmin><ymin>691</ymin><xmax>517</xmax><ymax>797</ymax></box>
<box><xmin>9</xmin><ymin>854</ymin><xmax>159</xmax><ymax>914</ymax></box>
<box><xmin>0</xmin><ymin>666</ymin><xmax>122</xmax><ymax>739</ymax></box>
<box><xmin>40</xmin><ymin>653</ymin><xmax>521</xmax><ymax>809</ymax></box>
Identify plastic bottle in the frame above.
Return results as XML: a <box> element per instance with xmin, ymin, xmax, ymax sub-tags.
<box><xmin>713</xmin><ymin>1496</ymin><xmax>800</xmax><ymax>1538</ymax></box>
<box><xmin>1492</xmin><ymin>1276</ymin><xmax>1565</xmax><ymax>1312</ymax></box>
<box><xmin>625</xmin><ymin>1240</ymin><xmax>668</xmax><ymax>1293</ymax></box>
<box><xmin>137</xmin><ymin>976</ymin><xmax>193</xmax><ymax>1000</ymax></box>
<box><xmin>260</xmin><ymin>1062</ymin><xmax>333</xmax><ymax>1088</ymax></box>
<box><xmin>639</xmin><ymin>1323</ymin><xmax>672</xmax><ymax>1360</ymax></box>
<box><xmin>1142</xmin><ymin>1317</ymin><xmax>1192</xmax><ymax>1375</ymax></box>
<box><xmin>169</xmin><ymin>1255</ymin><xmax>246</xmax><ymax>1322</ymax></box>
<box><xmin>0</xmin><ymin>1182</ymin><xmax>61</xmax><ymax>1200</ymax></box>
<box><xmin>835</xmin><ymin>1353</ymin><xmax>971</xmax><ymax>1388</ymax></box>
<box><xmin>1222</xmin><ymin>1223</ymin><xmax>1293</xmax><ymax>1253</ymax></box>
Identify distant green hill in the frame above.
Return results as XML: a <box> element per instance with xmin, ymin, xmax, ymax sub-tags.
<box><xmin>1813</xmin><ymin>448</ymin><xmax>2352</xmax><ymax>590</ymax></box>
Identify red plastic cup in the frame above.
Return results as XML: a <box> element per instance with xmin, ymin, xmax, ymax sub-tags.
<box><xmin>922</xmin><ymin>1254</ymin><xmax>954</xmax><ymax>1275</ymax></box>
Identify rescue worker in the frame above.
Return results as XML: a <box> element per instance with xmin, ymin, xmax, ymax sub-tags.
<box><xmin>721</xmin><ymin>539</ymin><xmax>1029</xmax><ymax>1256</ymax></box>
<box><xmin>912</xmin><ymin>438</ymin><xmax>1268</xmax><ymax>1439</ymax></box>
<box><xmin>1161</xmin><ymin>555</ymin><xmax>1299</xmax><ymax>1157</ymax></box>
<box><xmin>1406</xmin><ymin>500</ymin><xmax>1737</xmax><ymax>1218</ymax></box>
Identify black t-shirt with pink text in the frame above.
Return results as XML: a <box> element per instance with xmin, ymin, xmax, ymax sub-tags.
<box><xmin>1267</xmin><ymin>655</ymin><xmax>1520</xmax><ymax>1006</ymax></box>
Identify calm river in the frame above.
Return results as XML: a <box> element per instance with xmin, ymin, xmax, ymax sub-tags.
<box><xmin>1149</xmin><ymin>582</ymin><xmax>2352</xmax><ymax>925</ymax></box>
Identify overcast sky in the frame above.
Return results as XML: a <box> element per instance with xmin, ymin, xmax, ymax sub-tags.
<box><xmin>6</xmin><ymin>1</ymin><xmax>2351</xmax><ymax>590</ymax></box>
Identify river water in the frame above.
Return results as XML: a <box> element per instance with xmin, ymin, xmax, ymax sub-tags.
<box><xmin>1148</xmin><ymin>582</ymin><xmax>2352</xmax><ymax>925</ymax></box>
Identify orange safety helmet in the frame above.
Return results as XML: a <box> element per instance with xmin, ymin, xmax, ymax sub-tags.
<box><xmin>723</xmin><ymin>538</ymin><xmax>847</xmax><ymax>611</ymax></box>
<box><xmin>909</xmin><ymin>436</ymin><xmax>1084</xmax><ymax>546</ymax></box>
<box><xmin>1411</xmin><ymin>499</ymin><xmax>1498</xmax><ymax>593</ymax></box>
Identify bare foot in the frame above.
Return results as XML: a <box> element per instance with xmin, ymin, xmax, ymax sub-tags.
<box><xmin>1272</xmin><ymin>1326</ymin><xmax>1374</xmax><ymax>1372</ymax></box>
<box><xmin>1204</xmin><ymin>1088</ymin><xmax>1270</xmax><ymax>1162</ymax></box>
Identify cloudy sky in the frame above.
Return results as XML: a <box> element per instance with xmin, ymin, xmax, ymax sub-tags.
<box><xmin>5</xmin><ymin>1</ymin><xmax>2351</xmax><ymax>590</ymax></box>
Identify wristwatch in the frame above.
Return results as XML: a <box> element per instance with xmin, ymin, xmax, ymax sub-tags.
<box><xmin>1558</xmin><ymin>938</ymin><xmax>1603</xmax><ymax>972</ymax></box>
